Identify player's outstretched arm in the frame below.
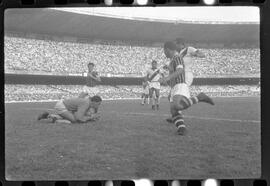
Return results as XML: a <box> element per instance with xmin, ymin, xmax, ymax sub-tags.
<box><xmin>188</xmin><ymin>47</ymin><xmax>205</xmax><ymax>58</ymax></box>
<box><xmin>194</xmin><ymin>50</ymin><xmax>206</xmax><ymax>58</ymax></box>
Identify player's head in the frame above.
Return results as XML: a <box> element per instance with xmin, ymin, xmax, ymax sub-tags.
<box><xmin>90</xmin><ymin>95</ymin><xmax>102</xmax><ymax>109</ymax></box>
<box><xmin>88</xmin><ymin>62</ymin><xmax>95</xmax><ymax>72</ymax></box>
<box><xmin>151</xmin><ymin>60</ymin><xmax>158</xmax><ymax>69</ymax></box>
<box><xmin>164</xmin><ymin>41</ymin><xmax>178</xmax><ymax>59</ymax></box>
<box><xmin>175</xmin><ymin>38</ymin><xmax>185</xmax><ymax>52</ymax></box>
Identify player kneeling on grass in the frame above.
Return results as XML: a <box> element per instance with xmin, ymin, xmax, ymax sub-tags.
<box><xmin>159</xmin><ymin>41</ymin><xmax>214</xmax><ymax>135</ymax></box>
<box><xmin>37</xmin><ymin>95</ymin><xmax>102</xmax><ymax>124</ymax></box>
<box><xmin>141</xmin><ymin>80</ymin><xmax>150</xmax><ymax>105</ymax></box>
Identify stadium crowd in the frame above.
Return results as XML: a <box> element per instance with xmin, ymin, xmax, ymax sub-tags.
<box><xmin>5</xmin><ymin>36</ymin><xmax>260</xmax><ymax>77</ymax></box>
<box><xmin>5</xmin><ymin>84</ymin><xmax>260</xmax><ymax>102</ymax></box>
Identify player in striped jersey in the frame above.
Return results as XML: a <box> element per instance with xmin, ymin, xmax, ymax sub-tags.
<box><xmin>166</xmin><ymin>38</ymin><xmax>206</xmax><ymax>123</ymax></box>
<box><xmin>79</xmin><ymin>62</ymin><xmax>101</xmax><ymax>98</ymax></box>
<box><xmin>159</xmin><ymin>41</ymin><xmax>214</xmax><ymax>135</ymax></box>
<box><xmin>146</xmin><ymin>60</ymin><xmax>165</xmax><ymax>110</ymax></box>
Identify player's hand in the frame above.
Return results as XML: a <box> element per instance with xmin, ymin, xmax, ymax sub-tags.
<box><xmin>92</xmin><ymin>71</ymin><xmax>98</xmax><ymax>77</ymax></box>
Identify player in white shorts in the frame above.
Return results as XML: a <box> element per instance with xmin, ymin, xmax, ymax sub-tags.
<box><xmin>166</xmin><ymin>38</ymin><xmax>207</xmax><ymax>123</ymax></box>
<box><xmin>79</xmin><ymin>62</ymin><xmax>101</xmax><ymax>98</ymax></box>
<box><xmin>146</xmin><ymin>60</ymin><xmax>164</xmax><ymax>110</ymax></box>
<box><xmin>141</xmin><ymin>80</ymin><xmax>150</xmax><ymax>105</ymax></box>
<box><xmin>159</xmin><ymin>41</ymin><xmax>214</xmax><ymax>135</ymax></box>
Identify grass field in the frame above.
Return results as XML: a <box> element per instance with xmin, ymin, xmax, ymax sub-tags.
<box><xmin>5</xmin><ymin>97</ymin><xmax>261</xmax><ymax>180</ymax></box>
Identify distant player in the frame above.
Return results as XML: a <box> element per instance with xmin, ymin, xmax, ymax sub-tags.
<box><xmin>141</xmin><ymin>80</ymin><xmax>150</xmax><ymax>105</ymax></box>
<box><xmin>159</xmin><ymin>41</ymin><xmax>214</xmax><ymax>135</ymax></box>
<box><xmin>79</xmin><ymin>62</ymin><xmax>101</xmax><ymax>98</ymax></box>
<box><xmin>37</xmin><ymin>95</ymin><xmax>102</xmax><ymax>124</ymax></box>
<box><xmin>146</xmin><ymin>60</ymin><xmax>164</xmax><ymax>110</ymax></box>
<box><xmin>166</xmin><ymin>38</ymin><xmax>206</xmax><ymax>123</ymax></box>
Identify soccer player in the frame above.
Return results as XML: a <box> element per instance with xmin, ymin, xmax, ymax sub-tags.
<box><xmin>159</xmin><ymin>41</ymin><xmax>214</xmax><ymax>135</ymax></box>
<box><xmin>166</xmin><ymin>38</ymin><xmax>206</xmax><ymax>123</ymax></box>
<box><xmin>141</xmin><ymin>80</ymin><xmax>150</xmax><ymax>105</ymax></box>
<box><xmin>146</xmin><ymin>60</ymin><xmax>164</xmax><ymax>110</ymax></box>
<box><xmin>37</xmin><ymin>95</ymin><xmax>102</xmax><ymax>124</ymax></box>
<box><xmin>79</xmin><ymin>62</ymin><xmax>101</xmax><ymax>98</ymax></box>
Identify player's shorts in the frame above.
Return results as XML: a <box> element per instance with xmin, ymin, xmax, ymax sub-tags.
<box><xmin>54</xmin><ymin>100</ymin><xmax>68</xmax><ymax>115</ymax></box>
<box><xmin>185</xmin><ymin>71</ymin><xmax>194</xmax><ymax>86</ymax></box>
<box><xmin>143</xmin><ymin>87</ymin><xmax>150</xmax><ymax>95</ymax></box>
<box><xmin>83</xmin><ymin>86</ymin><xmax>99</xmax><ymax>96</ymax></box>
<box><xmin>169</xmin><ymin>83</ymin><xmax>190</xmax><ymax>102</ymax></box>
<box><xmin>149</xmin><ymin>82</ymin><xmax>161</xmax><ymax>90</ymax></box>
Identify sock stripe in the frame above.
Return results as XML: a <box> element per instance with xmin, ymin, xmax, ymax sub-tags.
<box><xmin>175</xmin><ymin>119</ymin><xmax>184</xmax><ymax>127</ymax></box>
<box><xmin>186</xmin><ymin>97</ymin><xmax>193</xmax><ymax>106</ymax></box>
<box><xmin>172</xmin><ymin>115</ymin><xmax>183</xmax><ymax>122</ymax></box>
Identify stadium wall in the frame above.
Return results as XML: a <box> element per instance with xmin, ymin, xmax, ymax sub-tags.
<box><xmin>5</xmin><ymin>74</ymin><xmax>260</xmax><ymax>86</ymax></box>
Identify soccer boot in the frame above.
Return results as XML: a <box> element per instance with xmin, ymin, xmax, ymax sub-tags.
<box><xmin>166</xmin><ymin>117</ymin><xmax>173</xmax><ymax>123</ymax></box>
<box><xmin>37</xmin><ymin>111</ymin><xmax>49</xmax><ymax>120</ymax></box>
<box><xmin>197</xmin><ymin>92</ymin><xmax>215</xmax><ymax>105</ymax></box>
<box><xmin>177</xmin><ymin>124</ymin><xmax>187</xmax><ymax>135</ymax></box>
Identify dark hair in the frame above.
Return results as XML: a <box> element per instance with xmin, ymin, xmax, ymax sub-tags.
<box><xmin>175</xmin><ymin>38</ymin><xmax>185</xmax><ymax>44</ymax></box>
<box><xmin>164</xmin><ymin>41</ymin><xmax>177</xmax><ymax>51</ymax></box>
<box><xmin>152</xmin><ymin>60</ymin><xmax>157</xmax><ymax>64</ymax></box>
<box><xmin>90</xmin><ymin>95</ymin><xmax>102</xmax><ymax>102</ymax></box>
<box><xmin>88</xmin><ymin>62</ymin><xmax>94</xmax><ymax>67</ymax></box>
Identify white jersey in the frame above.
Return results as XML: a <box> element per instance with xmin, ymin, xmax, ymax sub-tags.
<box><xmin>146</xmin><ymin>68</ymin><xmax>164</xmax><ymax>89</ymax></box>
<box><xmin>146</xmin><ymin>68</ymin><xmax>163</xmax><ymax>82</ymax></box>
<box><xmin>179</xmin><ymin>46</ymin><xmax>198</xmax><ymax>73</ymax></box>
<box><xmin>179</xmin><ymin>47</ymin><xmax>198</xmax><ymax>86</ymax></box>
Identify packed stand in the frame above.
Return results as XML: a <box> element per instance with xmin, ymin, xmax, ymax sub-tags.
<box><xmin>5</xmin><ymin>84</ymin><xmax>260</xmax><ymax>102</ymax></box>
<box><xmin>5</xmin><ymin>36</ymin><xmax>260</xmax><ymax>77</ymax></box>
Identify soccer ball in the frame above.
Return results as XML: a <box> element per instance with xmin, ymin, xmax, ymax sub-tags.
<box><xmin>86</xmin><ymin>108</ymin><xmax>96</xmax><ymax>116</ymax></box>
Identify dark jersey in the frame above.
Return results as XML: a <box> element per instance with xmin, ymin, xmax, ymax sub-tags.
<box><xmin>168</xmin><ymin>48</ymin><xmax>188</xmax><ymax>87</ymax></box>
<box><xmin>86</xmin><ymin>71</ymin><xmax>98</xmax><ymax>87</ymax></box>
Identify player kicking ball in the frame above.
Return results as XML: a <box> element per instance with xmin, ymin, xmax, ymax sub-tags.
<box><xmin>166</xmin><ymin>38</ymin><xmax>207</xmax><ymax>123</ymax></box>
<box><xmin>37</xmin><ymin>95</ymin><xmax>102</xmax><ymax>124</ymax></box>
<box><xmin>159</xmin><ymin>41</ymin><xmax>214</xmax><ymax>135</ymax></box>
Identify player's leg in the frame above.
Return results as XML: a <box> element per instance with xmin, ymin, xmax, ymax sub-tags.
<box><xmin>174</xmin><ymin>84</ymin><xmax>214</xmax><ymax>111</ymax></box>
<box><xmin>145</xmin><ymin>94</ymin><xmax>150</xmax><ymax>104</ymax></box>
<box><xmin>155</xmin><ymin>88</ymin><xmax>160</xmax><ymax>110</ymax></box>
<box><xmin>149</xmin><ymin>88</ymin><xmax>155</xmax><ymax>110</ymax></box>
<box><xmin>54</xmin><ymin>100</ymin><xmax>76</xmax><ymax>123</ymax></box>
<box><xmin>57</xmin><ymin>111</ymin><xmax>76</xmax><ymax>123</ymax></box>
<box><xmin>141</xmin><ymin>93</ymin><xmax>145</xmax><ymax>105</ymax></box>
<box><xmin>170</xmin><ymin>99</ymin><xmax>186</xmax><ymax>135</ymax></box>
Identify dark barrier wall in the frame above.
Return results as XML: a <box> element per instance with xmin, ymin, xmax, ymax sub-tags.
<box><xmin>5</xmin><ymin>74</ymin><xmax>260</xmax><ymax>86</ymax></box>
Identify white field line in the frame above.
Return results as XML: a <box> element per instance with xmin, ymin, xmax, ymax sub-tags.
<box><xmin>113</xmin><ymin>111</ymin><xmax>260</xmax><ymax>124</ymax></box>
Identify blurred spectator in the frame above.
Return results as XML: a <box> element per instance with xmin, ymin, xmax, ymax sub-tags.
<box><xmin>4</xmin><ymin>35</ymin><xmax>260</xmax><ymax>77</ymax></box>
